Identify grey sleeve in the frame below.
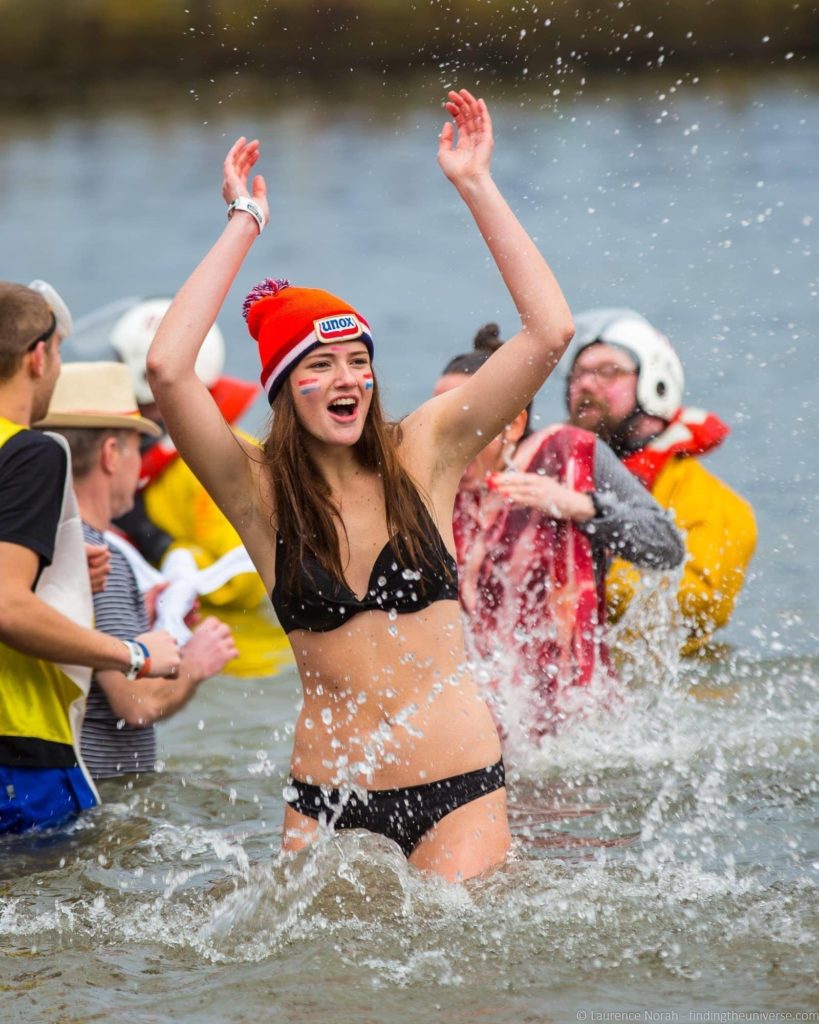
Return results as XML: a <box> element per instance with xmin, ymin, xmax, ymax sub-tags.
<box><xmin>577</xmin><ymin>440</ymin><xmax>685</xmax><ymax>569</ymax></box>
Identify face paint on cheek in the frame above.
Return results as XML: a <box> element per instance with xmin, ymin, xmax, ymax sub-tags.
<box><xmin>297</xmin><ymin>378</ymin><xmax>321</xmax><ymax>396</ymax></box>
<box><xmin>363</xmin><ymin>372</ymin><xmax>373</xmax><ymax>391</ymax></box>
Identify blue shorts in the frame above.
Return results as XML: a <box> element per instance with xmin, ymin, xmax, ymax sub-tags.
<box><xmin>0</xmin><ymin>764</ymin><xmax>98</xmax><ymax>836</ymax></box>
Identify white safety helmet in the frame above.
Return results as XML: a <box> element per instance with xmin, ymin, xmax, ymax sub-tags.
<box><xmin>28</xmin><ymin>279</ymin><xmax>73</xmax><ymax>338</ymax></box>
<box><xmin>109</xmin><ymin>298</ymin><xmax>225</xmax><ymax>405</ymax></box>
<box><xmin>568</xmin><ymin>308</ymin><xmax>684</xmax><ymax>420</ymax></box>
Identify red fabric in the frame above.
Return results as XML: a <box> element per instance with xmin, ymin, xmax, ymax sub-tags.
<box><xmin>454</xmin><ymin>425</ymin><xmax>611</xmax><ymax>738</ymax></box>
<box><xmin>139</xmin><ymin>376</ymin><xmax>259</xmax><ymax>489</ymax></box>
<box><xmin>208</xmin><ymin>376</ymin><xmax>259</xmax><ymax>425</ymax></box>
<box><xmin>246</xmin><ymin>286</ymin><xmax>369</xmax><ymax>387</ymax></box>
<box><xmin>623</xmin><ymin>407</ymin><xmax>729</xmax><ymax>489</ymax></box>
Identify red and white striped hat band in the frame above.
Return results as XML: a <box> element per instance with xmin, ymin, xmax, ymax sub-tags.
<box><xmin>243</xmin><ymin>279</ymin><xmax>373</xmax><ymax>405</ymax></box>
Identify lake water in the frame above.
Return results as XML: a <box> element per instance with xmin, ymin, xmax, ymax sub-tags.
<box><xmin>0</xmin><ymin>71</ymin><xmax>816</xmax><ymax>1021</ymax></box>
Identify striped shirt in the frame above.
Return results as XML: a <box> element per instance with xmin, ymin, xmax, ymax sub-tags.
<box><xmin>81</xmin><ymin>523</ymin><xmax>155</xmax><ymax>779</ymax></box>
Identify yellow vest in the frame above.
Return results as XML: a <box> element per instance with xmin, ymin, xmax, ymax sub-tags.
<box><xmin>0</xmin><ymin>418</ymin><xmax>98</xmax><ymax>798</ymax></box>
<box><xmin>607</xmin><ymin>456</ymin><xmax>757</xmax><ymax>655</ymax></box>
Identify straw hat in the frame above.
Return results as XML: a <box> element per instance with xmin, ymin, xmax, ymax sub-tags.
<box><xmin>35</xmin><ymin>362</ymin><xmax>161</xmax><ymax>436</ymax></box>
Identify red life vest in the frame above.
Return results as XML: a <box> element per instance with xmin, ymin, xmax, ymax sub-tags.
<box><xmin>139</xmin><ymin>376</ymin><xmax>259</xmax><ymax>489</ymax></box>
<box><xmin>622</xmin><ymin>407</ymin><xmax>729</xmax><ymax>490</ymax></box>
<box><xmin>454</xmin><ymin>425</ymin><xmax>611</xmax><ymax>738</ymax></box>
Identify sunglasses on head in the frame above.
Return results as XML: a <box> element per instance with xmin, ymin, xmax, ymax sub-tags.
<box><xmin>27</xmin><ymin>311</ymin><xmax>57</xmax><ymax>352</ymax></box>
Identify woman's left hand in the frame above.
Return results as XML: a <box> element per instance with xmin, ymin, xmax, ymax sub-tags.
<box><xmin>222</xmin><ymin>136</ymin><xmax>269</xmax><ymax>226</ymax></box>
<box><xmin>489</xmin><ymin>471</ymin><xmax>596</xmax><ymax>523</ymax></box>
<box><xmin>438</xmin><ymin>89</ymin><xmax>494</xmax><ymax>185</ymax></box>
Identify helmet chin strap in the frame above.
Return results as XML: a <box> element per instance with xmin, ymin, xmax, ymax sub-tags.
<box><xmin>606</xmin><ymin>405</ymin><xmax>664</xmax><ymax>457</ymax></box>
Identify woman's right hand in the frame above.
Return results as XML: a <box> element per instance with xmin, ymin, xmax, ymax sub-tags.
<box><xmin>488</xmin><ymin>471</ymin><xmax>596</xmax><ymax>523</ymax></box>
<box><xmin>222</xmin><ymin>136</ymin><xmax>269</xmax><ymax>226</ymax></box>
<box><xmin>135</xmin><ymin>630</ymin><xmax>181</xmax><ymax>678</ymax></box>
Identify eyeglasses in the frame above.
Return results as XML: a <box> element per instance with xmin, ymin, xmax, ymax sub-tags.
<box><xmin>26</xmin><ymin>312</ymin><xmax>57</xmax><ymax>352</ymax></box>
<box><xmin>568</xmin><ymin>364</ymin><xmax>637</xmax><ymax>385</ymax></box>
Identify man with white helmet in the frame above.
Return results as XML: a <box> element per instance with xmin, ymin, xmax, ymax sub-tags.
<box><xmin>107</xmin><ymin>299</ymin><xmax>269</xmax><ymax>645</ymax></box>
<box><xmin>566</xmin><ymin>309</ymin><xmax>757</xmax><ymax>654</ymax></box>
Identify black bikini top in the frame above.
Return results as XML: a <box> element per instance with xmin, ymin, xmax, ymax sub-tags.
<box><xmin>271</xmin><ymin>507</ymin><xmax>458</xmax><ymax>634</ymax></box>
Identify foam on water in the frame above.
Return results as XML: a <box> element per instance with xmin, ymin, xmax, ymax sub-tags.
<box><xmin>1</xmin><ymin>640</ymin><xmax>815</xmax><ymax>992</ymax></box>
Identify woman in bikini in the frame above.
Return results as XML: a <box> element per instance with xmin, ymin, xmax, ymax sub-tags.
<box><xmin>147</xmin><ymin>90</ymin><xmax>575</xmax><ymax>882</ymax></box>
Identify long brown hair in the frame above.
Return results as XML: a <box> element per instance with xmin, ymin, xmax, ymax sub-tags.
<box><xmin>261</xmin><ymin>372</ymin><xmax>447</xmax><ymax>590</ymax></box>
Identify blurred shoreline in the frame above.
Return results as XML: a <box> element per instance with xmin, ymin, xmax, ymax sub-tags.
<box><xmin>1</xmin><ymin>0</ymin><xmax>816</xmax><ymax>102</ymax></box>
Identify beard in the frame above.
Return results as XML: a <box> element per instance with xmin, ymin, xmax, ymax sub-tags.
<box><xmin>568</xmin><ymin>396</ymin><xmax>620</xmax><ymax>441</ymax></box>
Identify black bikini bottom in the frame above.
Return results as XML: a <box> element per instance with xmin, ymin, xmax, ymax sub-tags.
<box><xmin>285</xmin><ymin>759</ymin><xmax>505</xmax><ymax>857</ymax></box>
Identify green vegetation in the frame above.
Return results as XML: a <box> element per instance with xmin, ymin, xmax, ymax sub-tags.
<box><xmin>1</xmin><ymin>0</ymin><xmax>815</xmax><ymax>98</ymax></box>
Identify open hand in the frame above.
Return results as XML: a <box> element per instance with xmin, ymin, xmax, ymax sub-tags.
<box><xmin>438</xmin><ymin>89</ymin><xmax>494</xmax><ymax>184</ymax></box>
<box><xmin>489</xmin><ymin>471</ymin><xmax>596</xmax><ymax>523</ymax></box>
<box><xmin>222</xmin><ymin>136</ymin><xmax>269</xmax><ymax>226</ymax></box>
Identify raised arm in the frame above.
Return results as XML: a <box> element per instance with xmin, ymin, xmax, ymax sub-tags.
<box><xmin>146</xmin><ymin>139</ymin><xmax>269</xmax><ymax>521</ymax></box>
<box><xmin>410</xmin><ymin>90</ymin><xmax>575</xmax><ymax>471</ymax></box>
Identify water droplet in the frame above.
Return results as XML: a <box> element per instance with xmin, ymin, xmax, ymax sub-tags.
<box><xmin>321</xmin><ymin>708</ymin><xmax>333</xmax><ymax>725</ymax></box>
<box><xmin>304</xmin><ymin>717</ymin><xmax>314</xmax><ymax>730</ymax></box>
<box><xmin>377</xmin><ymin>576</ymin><xmax>387</xmax><ymax>587</ymax></box>
<box><xmin>282</xmin><ymin>784</ymin><xmax>299</xmax><ymax>802</ymax></box>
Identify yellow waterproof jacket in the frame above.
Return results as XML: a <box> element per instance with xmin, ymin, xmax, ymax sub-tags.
<box><xmin>142</xmin><ymin>440</ymin><xmax>291</xmax><ymax>678</ymax></box>
<box><xmin>143</xmin><ymin>443</ymin><xmax>266</xmax><ymax>612</ymax></box>
<box><xmin>607</xmin><ymin>456</ymin><xmax>757</xmax><ymax>654</ymax></box>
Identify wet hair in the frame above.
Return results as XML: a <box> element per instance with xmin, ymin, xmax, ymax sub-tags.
<box><xmin>0</xmin><ymin>282</ymin><xmax>54</xmax><ymax>382</ymax></box>
<box><xmin>441</xmin><ymin>323</ymin><xmax>533</xmax><ymax>438</ymax></box>
<box><xmin>261</xmin><ymin>369</ymin><xmax>450</xmax><ymax>592</ymax></box>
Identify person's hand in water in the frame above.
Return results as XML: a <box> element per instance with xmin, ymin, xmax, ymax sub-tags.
<box><xmin>438</xmin><ymin>89</ymin><xmax>494</xmax><ymax>184</ymax></box>
<box><xmin>489</xmin><ymin>471</ymin><xmax>596</xmax><ymax>523</ymax></box>
<box><xmin>222</xmin><ymin>136</ymin><xmax>269</xmax><ymax>226</ymax></box>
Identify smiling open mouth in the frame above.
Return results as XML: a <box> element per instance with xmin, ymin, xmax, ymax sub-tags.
<box><xmin>327</xmin><ymin>396</ymin><xmax>358</xmax><ymax>420</ymax></box>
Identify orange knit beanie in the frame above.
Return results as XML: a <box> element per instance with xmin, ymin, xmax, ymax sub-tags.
<box><xmin>243</xmin><ymin>278</ymin><xmax>373</xmax><ymax>404</ymax></box>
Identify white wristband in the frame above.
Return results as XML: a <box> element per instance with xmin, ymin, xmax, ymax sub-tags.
<box><xmin>227</xmin><ymin>196</ymin><xmax>265</xmax><ymax>235</ymax></box>
<box><xmin>123</xmin><ymin>639</ymin><xmax>146</xmax><ymax>681</ymax></box>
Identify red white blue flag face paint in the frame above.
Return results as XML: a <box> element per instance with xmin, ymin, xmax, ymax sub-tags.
<box><xmin>313</xmin><ymin>314</ymin><xmax>364</xmax><ymax>343</ymax></box>
<box><xmin>297</xmin><ymin>377</ymin><xmax>321</xmax><ymax>395</ymax></box>
<box><xmin>363</xmin><ymin>372</ymin><xmax>373</xmax><ymax>391</ymax></box>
